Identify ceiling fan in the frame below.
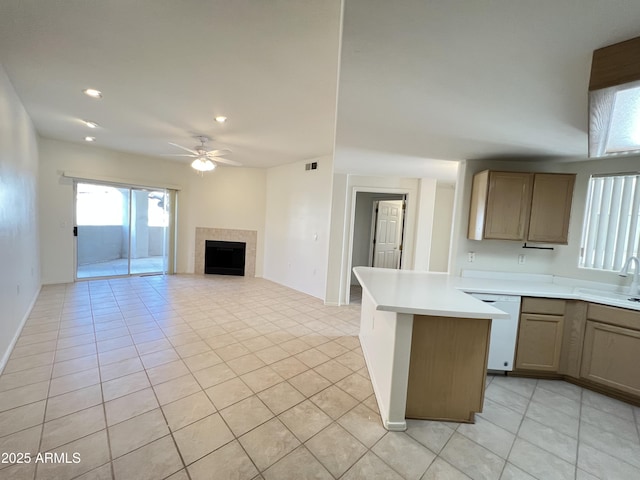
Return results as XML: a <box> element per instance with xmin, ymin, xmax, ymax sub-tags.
<box><xmin>165</xmin><ymin>136</ymin><xmax>241</xmax><ymax>172</ymax></box>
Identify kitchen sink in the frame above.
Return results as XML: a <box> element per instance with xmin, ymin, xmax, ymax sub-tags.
<box><xmin>578</xmin><ymin>288</ymin><xmax>640</xmax><ymax>303</ymax></box>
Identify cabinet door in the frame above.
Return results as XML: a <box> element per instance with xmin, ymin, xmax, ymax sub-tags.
<box><xmin>581</xmin><ymin>320</ymin><xmax>640</xmax><ymax>396</ymax></box>
<box><xmin>515</xmin><ymin>313</ymin><xmax>564</xmax><ymax>371</ymax></box>
<box><xmin>527</xmin><ymin>174</ymin><xmax>575</xmax><ymax>244</ymax></box>
<box><xmin>484</xmin><ymin>172</ymin><xmax>534</xmax><ymax>240</ymax></box>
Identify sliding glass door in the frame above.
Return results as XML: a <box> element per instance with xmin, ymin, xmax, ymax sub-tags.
<box><xmin>75</xmin><ymin>182</ymin><xmax>170</xmax><ymax>279</ymax></box>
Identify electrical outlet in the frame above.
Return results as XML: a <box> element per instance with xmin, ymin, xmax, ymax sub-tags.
<box><xmin>468</xmin><ymin>252</ymin><xmax>475</xmax><ymax>263</ymax></box>
<box><xmin>518</xmin><ymin>254</ymin><xmax>526</xmax><ymax>265</ymax></box>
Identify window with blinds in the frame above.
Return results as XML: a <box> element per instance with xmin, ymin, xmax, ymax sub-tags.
<box><xmin>580</xmin><ymin>174</ymin><xmax>640</xmax><ymax>271</ymax></box>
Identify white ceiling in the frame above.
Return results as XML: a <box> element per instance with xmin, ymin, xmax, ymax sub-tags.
<box><xmin>336</xmin><ymin>0</ymin><xmax>640</xmax><ymax>167</ymax></box>
<box><xmin>1</xmin><ymin>1</ymin><xmax>640</xmax><ymax>172</ymax></box>
<box><xmin>0</xmin><ymin>0</ymin><xmax>342</xmax><ymax>168</ymax></box>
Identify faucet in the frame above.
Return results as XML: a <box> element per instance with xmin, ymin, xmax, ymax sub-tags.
<box><xmin>619</xmin><ymin>256</ymin><xmax>640</xmax><ymax>297</ymax></box>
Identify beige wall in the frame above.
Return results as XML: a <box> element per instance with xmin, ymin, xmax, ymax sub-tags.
<box><xmin>38</xmin><ymin>137</ymin><xmax>267</xmax><ymax>284</ymax></box>
<box><xmin>179</xmin><ymin>164</ymin><xmax>266</xmax><ymax>277</ymax></box>
<box><xmin>263</xmin><ymin>155</ymin><xmax>333</xmax><ymax>299</ymax></box>
<box><xmin>0</xmin><ymin>66</ymin><xmax>41</xmax><ymax>369</ymax></box>
<box><xmin>325</xmin><ymin>174</ymin><xmax>421</xmax><ymax>305</ymax></box>
<box><xmin>429</xmin><ymin>182</ymin><xmax>455</xmax><ymax>272</ymax></box>
<box><xmin>451</xmin><ymin>155</ymin><xmax>640</xmax><ymax>287</ymax></box>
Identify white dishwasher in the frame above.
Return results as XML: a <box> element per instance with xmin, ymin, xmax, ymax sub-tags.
<box><xmin>468</xmin><ymin>293</ymin><xmax>521</xmax><ymax>371</ymax></box>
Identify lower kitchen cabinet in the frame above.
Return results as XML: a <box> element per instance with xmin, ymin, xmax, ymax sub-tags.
<box><xmin>581</xmin><ymin>319</ymin><xmax>640</xmax><ymax>396</ymax></box>
<box><xmin>515</xmin><ymin>313</ymin><xmax>564</xmax><ymax>371</ymax></box>
<box><xmin>511</xmin><ymin>298</ymin><xmax>640</xmax><ymax>405</ymax></box>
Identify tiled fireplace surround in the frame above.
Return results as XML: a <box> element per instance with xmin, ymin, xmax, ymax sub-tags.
<box><xmin>194</xmin><ymin>228</ymin><xmax>257</xmax><ymax>277</ymax></box>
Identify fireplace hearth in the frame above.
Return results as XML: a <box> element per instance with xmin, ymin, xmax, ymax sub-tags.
<box><xmin>195</xmin><ymin>228</ymin><xmax>256</xmax><ymax>276</ymax></box>
<box><xmin>205</xmin><ymin>240</ymin><xmax>246</xmax><ymax>276</ymax></box>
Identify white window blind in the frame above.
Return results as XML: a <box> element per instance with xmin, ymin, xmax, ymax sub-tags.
<box><xmin>580</xmin><ymin>174</ymin><xmax>640</xmax><ymax>271</ymax></box>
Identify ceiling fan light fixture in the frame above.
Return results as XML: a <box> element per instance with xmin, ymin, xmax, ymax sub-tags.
<box><xmin>191</xmin><ymin>157</ymin><xmax>216</xmax><ymax>172</ymax></box>
<box><xmin>167</xmin><ymin>136</ymin><xmax>238</xmax><ymax>170</ymax></box>
<box><xmin>83</xmin><ymin>88</ymin><xmax>102</xmax><ymax>99</ymax></box>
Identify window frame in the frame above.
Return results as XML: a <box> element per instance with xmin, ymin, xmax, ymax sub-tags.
<box><xmin>579</xmin><ymin>172</ymin><xmax>640</xmax><ymax>272</ymax></box>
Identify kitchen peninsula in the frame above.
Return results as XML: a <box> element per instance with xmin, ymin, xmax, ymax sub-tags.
<box><xmin>353</xmin><ymin>267</ymin><xmax>509</xmax><ymax>431</ymax></box>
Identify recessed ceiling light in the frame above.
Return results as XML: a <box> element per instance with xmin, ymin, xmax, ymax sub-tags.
<box><xmin>215</xmin><ymin>116</ymin><xmax>227</xmax><ymax>123</ymax></box>
<box><xmin>83</xmin><ymin>88</ymin><xmax>102</xmax><ymax>99</ymax></box>
<box><xmin>84</xmin><ymin>120</ymin><xmax>98</xmax><ymax>129</ymax></box>
<box><xmin>84</xmin><ymin>136</ymin><xmax>96</xmax><ymax>142</ymax></box>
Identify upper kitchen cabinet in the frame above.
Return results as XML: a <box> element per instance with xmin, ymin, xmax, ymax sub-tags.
<box><xmin>528</xmin><ymin>173</ymin><xmax>576</xmax><ymax>243</ymax></box>
<box><xmin>468</xmin><ymin>171</ymin><xmax>534</xmax><ymax>241</ymax></box>
<box><xmin>468</xmin><ymin>170</ymin><xmax>575</xmax><ymax>244</ymax></box>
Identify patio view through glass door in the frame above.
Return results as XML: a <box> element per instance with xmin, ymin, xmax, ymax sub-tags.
<box><xmin>75</xmin><ymin>182</ymin><xmax>169</xmax><ymax>279</ymax></box>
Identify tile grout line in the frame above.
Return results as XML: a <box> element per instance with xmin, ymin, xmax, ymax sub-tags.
<box><xmin>15</xmin><ymin>275</ymin><xmax>640</xmax><ymax>480</ymax></box>
<box><xmin>575</xmin><ymin>384</ymin><xmax>584</xmax><ymax>480</ymax></box>
<box><xmin>95</xmin><ymin>280</ymin><xmax>117</xmax><ymax>480</ymax></box>
<box><xmin>635</xmin><ymin>406</ymin><xmax>640</xmax><ymax>443</ymax></box>
<box><xmin>298</xmin><ymin>382</ymin><xmax>386</xmax><ymax>479</ymax></box>
<box><xmin>496</xmin><ymin>379</ymin><xmax>534</xmax><ymax>480</ymax></box>
<box><xmin>174</xmin><ymin>305</ymin><xmax>364</xmax><ymax>477</ymax></box>
<box><xmin>32</xmin><ymin>288</ymin><xmax>65</xmax><ymax>480</ymax></box>
<box><xmin>136</xmin><ymin>280</ymin><xmax>235</xmax><ymax>480</ymax></box>
<box><xmin>30</xmin><ymin>347</ymin><xmax>356</xmax><ymax>476</ymax></box>
<box><xmin>107</xmin><ymin>279</ymin><xmax>186</xmax><ymax>480</ymax></box>
<box><xmin>22</xmin><ymin>285</ymin><xmax>96</xmax><ymax>478</ymax></box>
<box><xmin>174</xmin><ymin>281</ymin><xmax>267</xmax><ymax>479</ymax></box>
<box><xmin>451</xmin><ymin>377</ymin><xmax>540</xmax><ymax>479</ymax></box>
<box><xmin>578</xmin><ymin>406</ymin><xmax>640</xmax><ymax>476</ymax></box>
<box><xmin>303</xmin><ymin>420</ymin><xmax>369</xmax><ymax>479</ymax></box>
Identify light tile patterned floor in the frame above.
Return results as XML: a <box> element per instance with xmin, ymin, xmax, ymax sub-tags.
<box><xmin>1</xmin><ymin>275</ymin><xmax>639</xmax><ymax>480</ymax></box>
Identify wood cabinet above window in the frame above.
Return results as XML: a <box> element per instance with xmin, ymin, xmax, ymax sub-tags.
<box><xmin>468</xmin><ymin>170</ymin><xmax>575</xmax><ymax>244</ymax></box>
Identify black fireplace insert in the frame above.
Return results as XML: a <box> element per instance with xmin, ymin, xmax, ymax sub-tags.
<box><xmin>205</xmin><ymin>240</ymin><xmax>246</xmax><ymax>276</ymax></box>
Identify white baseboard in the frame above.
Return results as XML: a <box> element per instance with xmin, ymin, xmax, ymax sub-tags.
<box><xmin>384</xmin><ymin>420</ymin><xmax>408</xmax><ymax>431</ymax></box>
<box><xmin>0</xmin><ymin>284</ymin><xmax>42</xmax><ymax>375</ymax></box>
<box><xmin>359</xmin><ymin>332</ymin><xmax>409</xmax><ymax>432</ymax></box>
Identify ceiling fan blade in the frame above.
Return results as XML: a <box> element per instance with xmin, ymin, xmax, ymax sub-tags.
<box><xmin>206</xmin><ymin>149</ymin><xmax>233</xmax><ymax>158</ymax></box>
<box><xmin>168</xmin><ymin>142</ymin><xmax>199</xmax><ymax>155</ymax></box>
<box><xmin>160</xmin><ymin>153</ymin><xmax>196</xmax><ymax>157</ymax></box>
<box><xmin>213</xmin><ymin>157</ymin><xmax>243</xmax><ymax>166</ymax></box>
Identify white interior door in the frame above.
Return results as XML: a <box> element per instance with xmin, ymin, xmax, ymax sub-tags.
<box><xmin>373</xmin><ymin>200</ymin><xmax>404</xmax><ymax>268</ymax></box>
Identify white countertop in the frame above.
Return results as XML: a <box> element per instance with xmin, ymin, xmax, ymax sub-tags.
<box><xmin>353</xmin><ymin>267</ymin><xmax>510</xmax><ymax>319</ymax></box>
<box><xmin>353</xmin><ymin>267</ymin><xmax>640</xmax><ymax>315</ymax></box>
<box><xmin>454</xmin><ymin>272</ymin><xmax>640</xmax><ymax>312</ymax></box>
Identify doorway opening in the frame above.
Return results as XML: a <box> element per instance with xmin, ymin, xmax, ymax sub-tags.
<box><xmin>371</xmin><ymin>199</ymin><xmax>406</xmax><ymax>269</ymax></box>
<box><xmin>74</xmin><ymin>181</ymin><xmax>175</xmax><ymax>280</ymax></box>
<box><xmin>349</xmin><ymin>192</ymin><xmax>407</xmax><ymax>304</ymax></box>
